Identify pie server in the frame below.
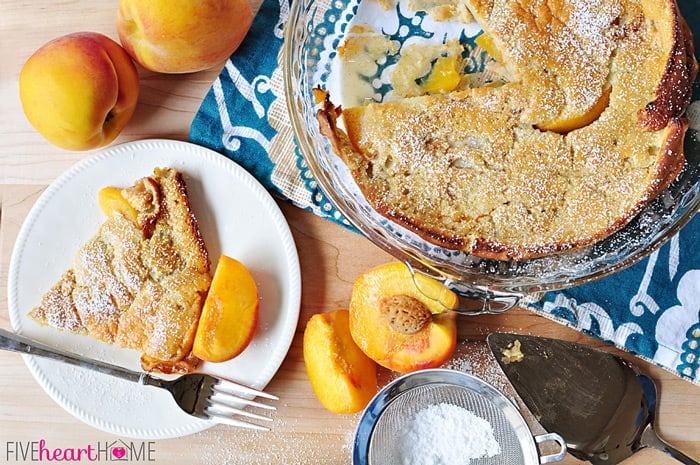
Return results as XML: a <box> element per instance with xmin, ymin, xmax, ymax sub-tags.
<box><xmin>486</xmin><ymin>332</ymin><xmax>699</xmax><ymax>465</ymax></box>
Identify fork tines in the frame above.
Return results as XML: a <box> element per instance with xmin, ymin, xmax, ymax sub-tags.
<box><xmin>206</xmin><ymin>378</ymin><xmax>278</xmax><ymax>431</ymax></box>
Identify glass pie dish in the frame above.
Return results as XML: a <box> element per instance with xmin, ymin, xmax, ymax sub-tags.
<box><xmin>283</xmin><ymin>0</ymin><xmax>700</xmax><ymax>311</ymax></box>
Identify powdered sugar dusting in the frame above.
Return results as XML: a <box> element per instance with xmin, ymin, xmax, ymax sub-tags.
<box><xmin>328</xmin><ymin>0</ymin><xmax>692</xmax><ymax>261</ymax></box>
<box><xmin>554</xmin><ymin>0</ymin><xmax>621</xmax><ymax>109</ymax></box>
<box><xmin>444</xmin><ymin>340</ymin><xmax>549</xmax><ymax>437</ymax></box>
<box><xmin>197</xmin><ymin>422</ymin><xmax>355</xmax><ymax>465</ymax></box>
<box><xmin>444</xmin><ymin>340</ymin><xmax>512</xmax><ymax>395</ymax></box>
<box><xmin>28</xmin><ymin>168</ymin><xmax>211</xmax><ymax>370</ymax></box>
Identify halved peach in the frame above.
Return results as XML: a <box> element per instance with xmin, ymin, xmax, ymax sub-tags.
<box><xmin>303</xmin><ymin>310</ymin><xmax>378</xmax><ymax>414</ymax></box>
<box><xmin>349</xmin><ymin>262</ymin><xmax>458</xmax><ymax>373</ymax></box>
<box><xmin>192</xmin><ymin>255</ymin><xmax>259</xmax><ymax>363</ymax></box>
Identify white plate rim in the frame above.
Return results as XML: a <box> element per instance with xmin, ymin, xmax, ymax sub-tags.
<box><xmin>6</xmin><ymin>139</ymin><xmax>301</xmax><ymax>439</ymax></box>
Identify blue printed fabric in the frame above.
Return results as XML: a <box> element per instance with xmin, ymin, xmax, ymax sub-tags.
<box><xmin>190</xmin><ymin>0</ymin><xmax>700</xmax><ymax>384</ymax></box>
<box><xmin>529</xmin><ymin>220</ymin><xmax>700</xmax><ymax>383</ymax></box>
<box><xmin>189</xmin><ymin>0</ymin><xmax>352</xmax><ymax>228</ymax></box>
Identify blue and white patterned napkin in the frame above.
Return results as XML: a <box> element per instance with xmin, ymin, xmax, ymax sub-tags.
<box><xmin>528</xmin><ymin>219</ymin><xmax>700</xmax><ymax>382</ymax></box>
<box><xmin>189</xmin><ymin>0</ymin><xmax>351</xmax><ymax>228</ymax></box>
<box><xmin>190</xmin><ymin>0</ymin><xmax>700</xmax><ymax>384</ymax></box>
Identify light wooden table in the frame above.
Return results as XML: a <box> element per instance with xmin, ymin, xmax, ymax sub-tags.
<box><xmin>1</xmin><ymin>2</ymin><xmax>699</xmax><ymax>464</ymax></box>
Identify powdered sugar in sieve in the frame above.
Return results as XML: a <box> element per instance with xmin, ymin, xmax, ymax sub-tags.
<box><xmin>353</xmin><ymin>369</ymin><xmax>566</xmax><ymax>465</ymax></box>
<box><xmin>398</xmin><ymin>402</ymin><xmax>501</xmax><ymax>464</ymax></box>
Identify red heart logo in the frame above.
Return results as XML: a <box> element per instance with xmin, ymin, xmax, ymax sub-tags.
<box><xmin>112</xmin><ymin>447</ymin><xmax>126</xmax><ymax>459</ymax></box>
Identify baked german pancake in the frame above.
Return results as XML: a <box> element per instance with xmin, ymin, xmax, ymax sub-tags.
<box><xmin>30</xmin><ymin>167</ymin><xmax>211</xmax><ymax>374</ymax></box>
<box><xmin>317</xmin><ymin>0</ymin><xmax>698</xmax><ymax>261</ymax></box>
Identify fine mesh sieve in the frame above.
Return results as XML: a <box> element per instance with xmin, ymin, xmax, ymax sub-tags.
<box><xmin>353</xmin><ymin>369</ymin><xmax>566</xmax><ymax>465</ymax></box>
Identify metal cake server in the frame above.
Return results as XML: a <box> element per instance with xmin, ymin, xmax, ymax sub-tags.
<box><xmin>486</xmin><ymin>332</ymin><xmax>699</xmax><ymax>464</ymax></box>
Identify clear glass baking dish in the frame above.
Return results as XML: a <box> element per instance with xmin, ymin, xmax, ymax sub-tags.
<box><xmin>283</xmin><ymin>0</ymin><xmax>700</xmax><ymax>311</ymax></box>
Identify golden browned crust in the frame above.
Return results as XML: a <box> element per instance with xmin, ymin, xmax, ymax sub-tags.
<box><xmin>639</xmin><ymin>3</ymin><xmax>698</xmax><ymax>131</ymax></box>
<box><xmin>30</xmin><ymin>168</ymin><xmax>211</xmax><ymax>373</ymax></box>
<box><xmin>318</xmin><ymin>0</ymin><xmax>698</xmax><ymax>261</ymax></box>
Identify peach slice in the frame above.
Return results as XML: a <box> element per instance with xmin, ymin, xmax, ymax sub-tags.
<box><xmin>349</xmin><ymin>262</ymin><xmax>458</xmax><ymax>373</ymax></box>
<box><xmin>192</xmin><ymin>255</ymin><xmax>259</xmax><ymax>363</ymax></box>
<box><xmin>475</xmin><ymin>32</ymin><xmax>504</xmax><ymax>63</ymax></box>
<box><xmin>475</xmin><ymin>31</ymin><xmax>611</xmax><ymax>134</ymax></box>
<box><xmin>537</xmin><ymin>87</ymin><xmax>612</xmax><ymax>133</ymax></box>
<box><xmin>98</xmin><ymin>186</ymin><xmax>137</xmax><ymax>221</ymax></box>
<box><xmin>303</xmin><ymin>310</ymin><xmax>378</xmax><ymax>414</ymax></box>
<box><xmin>421</xmin><ymin>54</ymin><xmax>463</xmax><ymax>94</ymax></box>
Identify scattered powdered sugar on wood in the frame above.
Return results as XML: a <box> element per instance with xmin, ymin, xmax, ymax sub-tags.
<box><xmin>444</xmin><ymin>340</ymin><xmax>511</xmax><ymax>394</ymax></box>
<box><xmin>197</xmin><ymin>411</ymin><xmax>357</xmax><ymax>465</ymax></box>
<box><xmin>398</xmin><ymin>402</ymin><xmax>501</xmax><ymax>465</ymax></box>
<box><xmin>444</xmin><ymin>340</ymin><xmax>548</xmax><ymax>436</ymax></box>
<box><xmin>194</xmin><ymin>340</ymin><xmax>547</xmax><ymax>464</ymax></box>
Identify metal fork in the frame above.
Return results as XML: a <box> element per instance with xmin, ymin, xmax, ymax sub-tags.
<box><xmin>0</xmin><ymin>328</ymin><xmax>277</xmax><ymax>431</ymax></box>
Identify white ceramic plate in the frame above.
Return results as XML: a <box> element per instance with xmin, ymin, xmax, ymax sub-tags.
<box><xmin>7</xmin><ymin>139</ymin><xmax>301</xmax><ymax>439</ymax></box>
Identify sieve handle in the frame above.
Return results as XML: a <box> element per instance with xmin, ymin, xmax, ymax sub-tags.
<box><xmin>535</xmin><ymin>433</ymin><xmax>567</xmax><ymax>464</ymax></box>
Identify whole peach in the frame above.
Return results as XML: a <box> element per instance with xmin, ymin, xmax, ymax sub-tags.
<box><xmin>19</xmin><ymin>32</ymin><xmax>139</xmax><ymax>151</ymax></box>
<box><xmin>116</xmin><ymin>0</ymin><xmax>253</xmax><ymax>74</ymax></box>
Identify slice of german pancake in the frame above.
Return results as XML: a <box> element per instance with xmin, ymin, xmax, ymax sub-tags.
<box><xmin>318</xmin><ymin>0</ymin><xmax>698</xmax><ymax>261</ymax></box>
<box><xmin>30</xmin><ymin>167</ymin><xmax>211</xmax><ymax>373</ymax></box>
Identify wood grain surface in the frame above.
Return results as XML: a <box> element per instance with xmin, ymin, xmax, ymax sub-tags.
<box><xmin>1</xmin><ymin>2</ymin><xmax>699</xmax><ymax>464</ymax></box>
